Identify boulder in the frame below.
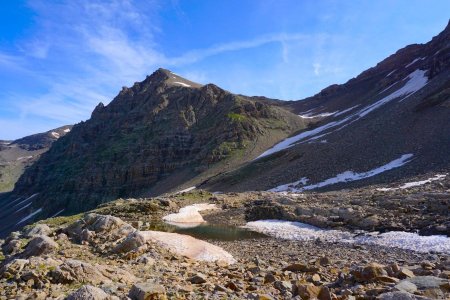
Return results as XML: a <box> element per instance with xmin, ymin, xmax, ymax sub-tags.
<box><xmin>66</xmin><ymin>285</ymin><xmax>110</xmax><ymax>300</ymax></box>
<box><xmin>319</xmin><ymin>256</ymin><xmax>332</xmax><ymax>266</ymax></box>
<box><xmin>378</xmin><ymin>291</ymin><xmax>428</xmax><ymax>300</ymax></box>
<box><xmin>129</xmin><ymin>282</ymin><xmax>167</xmax><ymax>300</ymax></box>
<box><xmin>22</xmin><ymin>235</ymin><xmax>58</xmax><ymax>258</ymax></box>
<box><xmin>24</xmin><ymin>224</ymin><xmax>52</xmax><ymax>237</ymax></box>
<box><xmin>51</xmin><ymin>259</ymin><xmax>135</xmax><ymax>285</ymax></box>
<box><xmin>351</xmin><ymin>263</ymin><xmax>387</xmax><ymax>282</ymax></box>
<box><xmin>295</xmin><ymin>283</ymin><xmax>321</xmax><ymax>299</ymax></box>
<box><xmin>397</xmin><ymin>268</ymin><xmax>415</xmax><ymax>279</ymax></box>
<box><xmin>113</xmin><ymin>231</ymin><xmax>146</xmax><ymax>254</ymax></box>
<box><xmin>406</xmin><ymin>276</ymin><xmax>447</xmax><ymax>290</ymax></box>
<box><xmin>273</xmin><ymin>281</ymin><xmax>293</xmax><ymax>293</ymax></box>
<box><xmin>65</xmin><ymin>214</ymin><xmax>135</xmax><ymax>242</ymax></box>
<box><xmin>51</xmin><ymin>259</ymin><xmax>110</xmax><ymax>285</ymax></box>
<box><xmin>282</xmin><ymin>263</ymin><xmax>318</xmax><ymax>273</ymax></box>
<box><xmin>318</xmin><ymin>286</ymin><xmax>332</xmax><ymax>300</ymax></box>
<box><xmin>0</xmin><ymin>259</ymin><xmax>29</xmax><ymax>278</ymax></box>
<box><xmin>187</xmin><ymin>273</ymin><xmax>207</xmax><ymax>284</ymax></box>
<box><xmin>1</xmin><ymin>239</ymin><xmax>22</xmax><ymax>255</ymax></box>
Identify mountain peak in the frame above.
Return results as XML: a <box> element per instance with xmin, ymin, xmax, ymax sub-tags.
<box><xmin>146</xmin><ymin>68</ymin><xmax>203</xmax><ymax>89</ymax></box>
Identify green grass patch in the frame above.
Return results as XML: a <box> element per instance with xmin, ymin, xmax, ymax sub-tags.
<box><xmin>174</xmin><ymin>190</ymin><xmax>212</xmax><ymax>202</ymax></box>
<box><xmin>226</xmin><ymin>113</ymin><xmax>247</xmax><ymax>122</ymax></box>
<box><xmin>37</xmin><ymin>213</ymin><xmax>84</xmax><ymax>228</ymax></box>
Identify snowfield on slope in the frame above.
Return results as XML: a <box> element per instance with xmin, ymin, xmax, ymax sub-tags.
<box><xmin>269</xmin><ymin>154</ymin><xmax>413</xmax><ymax>192</ymax></box>
<box><xmin>376</xmin><ymin>174</ymin><xmax>447</xmax><ymax>191</ymax></box>
<box><xmin>245</xmin><ymin>220</ymin><xmax>450</xmax><ymax>254</ymax></box>
<box><xmin>257</xmin><ymin>69</ymin><xmax>428</xmax><ymax>159</ymax></box>
<box><xmin>16</xmin><ymin>208</ymin><xmax>42</xmax><ymax>225</ymax></box>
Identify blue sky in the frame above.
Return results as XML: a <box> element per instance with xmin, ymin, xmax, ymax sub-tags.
<box><xmin>0</xmin><ymin>1</ymin><xmax>449</xmax><ymax>139</ymax></box>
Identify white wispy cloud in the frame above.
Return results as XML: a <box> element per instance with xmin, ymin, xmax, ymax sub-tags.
<box><xmin>0</xmin><ymin>0</ymin><xmax>351</xmax><ymax>139</ymax></box>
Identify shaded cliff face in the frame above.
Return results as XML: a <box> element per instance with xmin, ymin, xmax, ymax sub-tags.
<box><xmin>1</xmin><ymin>69</ymin><xmax>304</xmax><ymax>234</ymax></box>
<box><xmin>203</xmin><ymin>21</ymin><xmax>450</xmax><ymax>193</ymax></box>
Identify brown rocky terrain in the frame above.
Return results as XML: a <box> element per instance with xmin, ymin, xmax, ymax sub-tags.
<box><xmin>0</xmin><ymin>183</ymin><xmax>449</xmax><ymax>299</ymax></box>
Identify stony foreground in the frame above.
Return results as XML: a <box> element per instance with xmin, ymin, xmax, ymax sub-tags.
<box><xmin>0</xmin><ymin>189</ymin><xmax>449</xmax><ymax>299</ymax></box>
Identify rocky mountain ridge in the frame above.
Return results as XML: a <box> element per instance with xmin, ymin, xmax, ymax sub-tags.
<box><xmin>0</xmin><ymin>69</ymin><xmax>305</xmax><ymax>236</ymax></box>
<box><xmin>0</xmin><ymin>125</ymin><xmax>72</xmax><ymax>193</ymax></box>
<box><xmin>203</xmin><ymin>20</ymin><xmax>450</xmax><ymax>193</ymax></box>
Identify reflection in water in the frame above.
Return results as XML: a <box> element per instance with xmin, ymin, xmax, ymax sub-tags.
<box><xmin>146</xmin><ymin>221</ymin><xmax>267</xmax><ymax>241</ymax></box>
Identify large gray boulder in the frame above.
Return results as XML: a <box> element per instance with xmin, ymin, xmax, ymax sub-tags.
<box><xmin>24</xmin><ymin>224</ymin><xmax>52</xmax><ymax>237</ymax></box>
<box><xmin>65</xmin><ymin>214</ymin><xmax>135</xmax><ymax>242</ymax></box>
<box><xmin>23</xmin><ymin>235</ymin><xmax>58</xmax><ymax>258</ymax></box>
<box><xmin>406</xmin><ymin>276</ymin><xmax>446</xmax><ymax>290</ymax></box>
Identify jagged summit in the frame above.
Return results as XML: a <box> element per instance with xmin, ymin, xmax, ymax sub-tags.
<box><xmin>134</xmin><ymin>68</ymin><xmax>202</xmax><ymax>91</ymax></box>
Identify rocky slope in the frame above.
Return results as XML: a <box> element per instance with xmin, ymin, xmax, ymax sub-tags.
<box><xmin>203</xmin><ymin>20</ymin><xmax>450</xmax><ymax>193</ymax></box>
<box><xmin>0</xmin><ymin>126</ymin><xmax>72</xmax><ymax>193</ymax></box>
<box><xmin>0</xmin><ymin>69</ymin><xmax>305</xmax><ymax>236</ymax></box>
<box><xmin>0</xmin><ymin>188</ymin><xmax>449</xmax><ymax>299</ymax></box>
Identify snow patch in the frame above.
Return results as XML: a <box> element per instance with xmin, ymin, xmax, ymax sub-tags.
<box><xmin>333</xmin><ymin>105</ymin><xmax>360</xmax><ymax>117</ymax></box>
<box><xmin>256</xmin><ymin>114</ymin><xmax>354</xmax><ymax>159</ymax></box>
<box><xmin>358</xmin><ymin>69</ymin><xmax>428</xmax><ymax>117</ymax></box>
<box><xmin>256</xmin><ymin>70</ymin><xmax>428</xmax><ymax>159</ymax></box>
<box><xmin>385</xmin><ymin>69</ymin><xmax>396</xmax><ymax>77</ymax></box>
<box><xmin>245</xmin><ymin>220</ymin><xmax>450</xmax><ymax>254</ymax></box>
<box><xmin>378</xmin><ymin>81</ymin><xmax>400</xmax><ymax>95</ymax></box>
<box><xmin>173</xmin><ymin>81</ymin><xmax>191</xmax><ymax>87</ymax></box>
<box><xmin>377</xmin><ymin>174</ymin><xmax>447</xmax><ymax>191</ymax></box>
<box><xmin>269</xmin><ymin>154</ymin><xmax>413</xmax><ymax>192</ymax></box>
<box><xmin>50</xmin><ymin>209</ymin><xmax>65</xmax><ymax>218</ymax></box>
<box><xmin>17</xmin><ymin>156</ymin><xmax>33</xmax><ymax>161</ymax></box>
<box><xmin>356</xmin><ymin>231</ymin><xmax>450</xmax><ymax>254</ymax></box>
<box><xmin>51</xmin><ymin>132</ymin><xmax>60</xmax><ymax>138</ymax></box>
<box><xmin>405</xmin><ymin>57</ymin><xmax>426</xmax><ymax>68</ymax></box>
<box><xmin>245</xmin><ymin>220</ymin><xmax>354</xmax><ymax>242</ymax></box>
<box><xmin>63</xmin><ymin>128</ymin><xmax>71</xmax><ymax>133</ymax></box>
<box><xmin>163</xmin><ymin>203</ymin><xmax>218</xmax><ymax>227</ymax></box>
<box><xmin>298</xmin><ymin>111</ymin><xmax>337</xmax><ymax>119</ymax></box>
<box><xmin>10</xmin><ymin>194</ymin><xmax>38</xmax><ymax>210</ymax></box>
<box><xmin>175</xmin><ymin>186</ymin><xmax>196</xmax><ymax>194</ymax></box>
<box><xmin>299</xmin><ymin>108</ymin><xmax>316</xmax><ymax>115</ymax></box>
<box><xmin>15</xmin><ymin>202</ymin><xmax>32</xmax><ymax>213</ymax></box>
<box><xmin>140</xmin><ymin>231</ymin><xmax>236</xmax><ymax>264</ymax></box>
<box><xmin>16</xmin><ymin>208</ymin><xmax>43</xmax><ymax>225</ymax></box>
<box><xmin>269</xmin><ymin>177</ymin><xmax>309</xmax><ymax>192</ymax></box>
